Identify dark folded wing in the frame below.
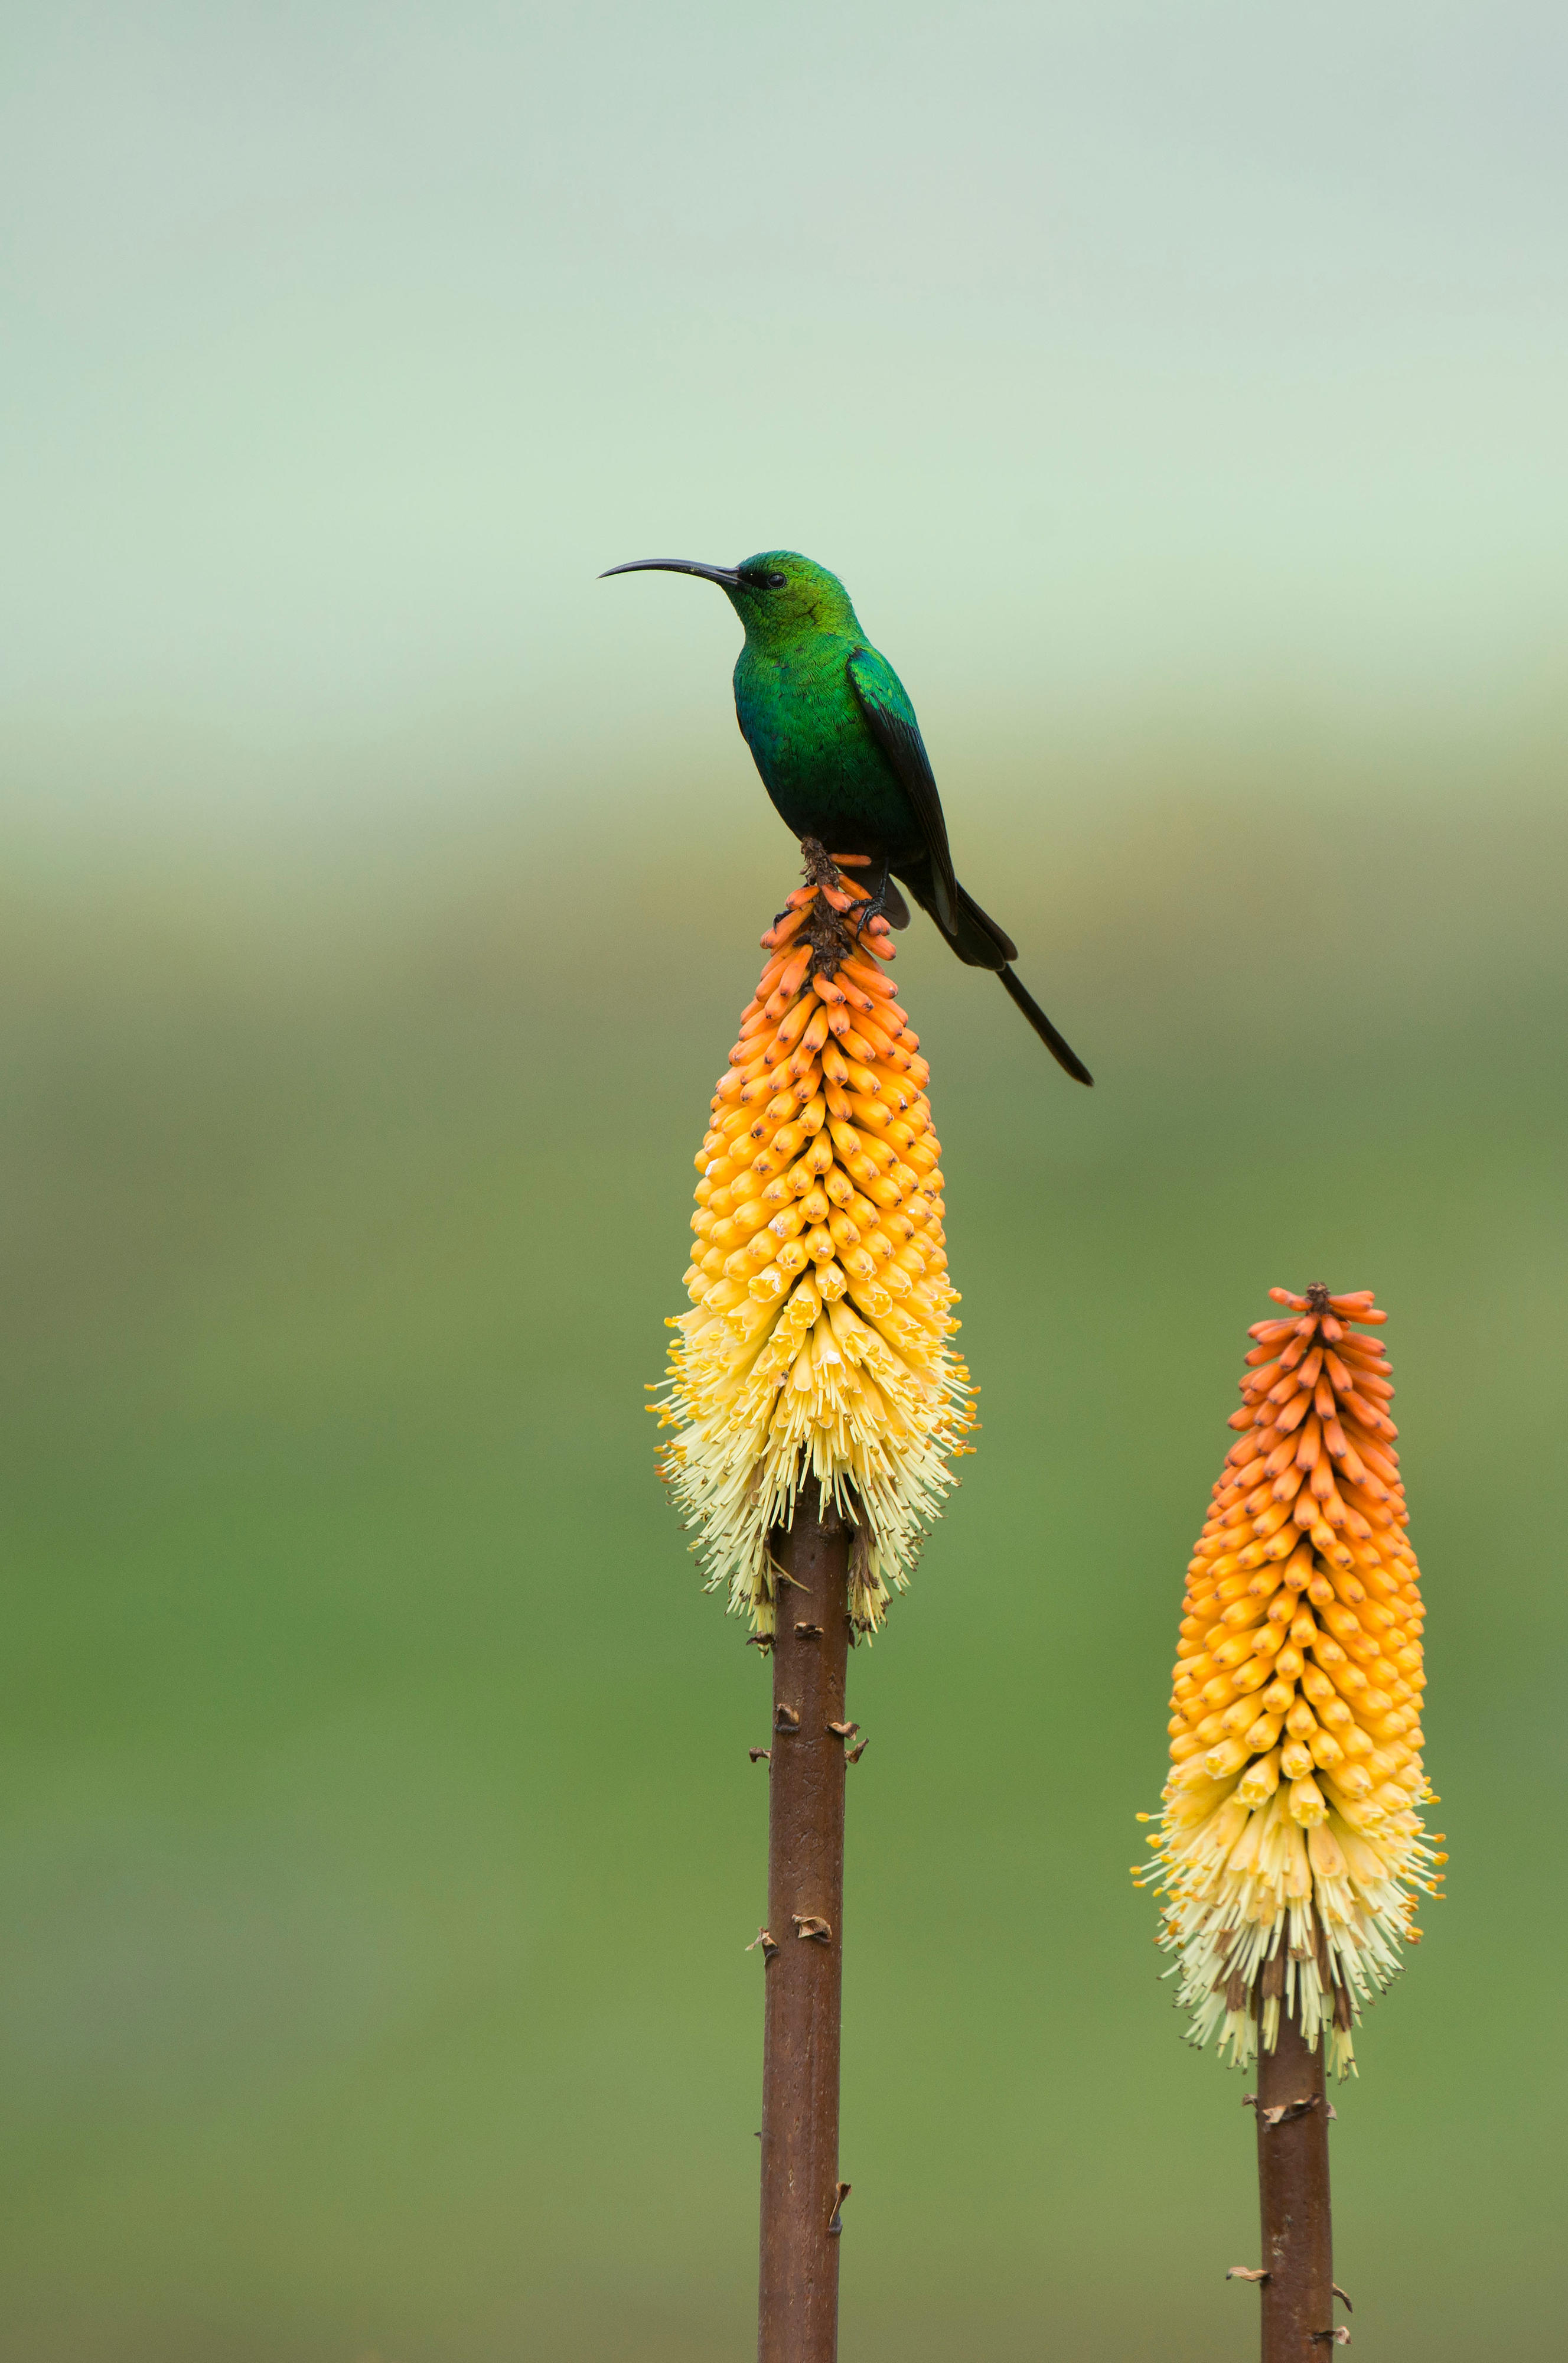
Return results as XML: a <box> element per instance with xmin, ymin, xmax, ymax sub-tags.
<box><xmin>955</xmin><ymin>882</ymin><xmax>1016</xmax><ymax>965</ymax></box>
<box><xmin>846</xmin><ymin>646</ymin><xmax>958</xmax><ymax>932</ymax></box>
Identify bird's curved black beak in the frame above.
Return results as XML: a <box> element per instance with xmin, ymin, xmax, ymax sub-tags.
<box><xmin>599</xmin><ymin>558</ymin><xmax>742</xmax><ymax>586</ymax></box>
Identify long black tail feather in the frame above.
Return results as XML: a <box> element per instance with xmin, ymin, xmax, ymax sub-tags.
<box><xmin>892</xmin><ymin>855</ymin><xmax>1093</xmax><ymax>1082</ymax></box>
<box><xmin>997</xmin><ymin>965</ymin><xmax>1094</xmax><ymax>1085</ymax></box>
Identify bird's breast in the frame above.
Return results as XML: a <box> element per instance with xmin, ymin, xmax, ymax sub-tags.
<box><xmin>738</xmin><ymin>647</ymin><xmax>855</xmax><ymax>750</ymax></box>
<box><xmin>732</xmin><ymin>642</ymin><xmax>923</xmax><ymax>864</ymax></box>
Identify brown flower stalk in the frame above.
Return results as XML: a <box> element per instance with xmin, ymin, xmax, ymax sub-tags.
<box><xmin>653</xmin><ymin>844</ymin><xmax>977</xmax><ymax>2362</ymax></box>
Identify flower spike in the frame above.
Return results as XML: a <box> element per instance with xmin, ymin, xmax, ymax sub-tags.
<box><xmin>651</xmin><ymin>841</ymin><xmax>976</xmax><ymax>1636</ymax></box>
<box><xmin>1143</xmin><ymin>1285</ymin><xmax>1442</xmax><ymax>2077</ymax></box>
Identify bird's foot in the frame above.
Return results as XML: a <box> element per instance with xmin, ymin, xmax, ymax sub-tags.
<box><xmin>830</xmin><ymin>854</ymin><xmax>907</xmax><ymax>942</ymax></box>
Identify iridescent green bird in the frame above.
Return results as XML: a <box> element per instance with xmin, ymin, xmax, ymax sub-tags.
<box><xmin>602</xmin><ymin>548</ymin><xmax>1092</xmax><ymax>1083</ymax></box>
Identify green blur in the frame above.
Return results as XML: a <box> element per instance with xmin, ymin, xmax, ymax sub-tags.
<box><xmin>1</xmin><ymin>746</ymin><xmax>1562</xmax><ymax>2361</ymax></box>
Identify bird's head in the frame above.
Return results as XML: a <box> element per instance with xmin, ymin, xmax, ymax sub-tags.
<box><xmin>600</xmin><ymin>550</ymin><xmax>861</xmax><ymax>645</ymax></box>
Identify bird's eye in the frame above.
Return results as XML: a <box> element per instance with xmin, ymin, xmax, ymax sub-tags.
<box><xmin>765</xmin><ymin>571</ymin><xmax>787</xmax><ymax>588</ymax></box>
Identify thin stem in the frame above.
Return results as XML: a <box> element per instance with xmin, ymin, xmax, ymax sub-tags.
<box><xmin>757</xmin><ymin>1488</ymin><xmax>851</xmax><ymax>2363</ymax></box>
<box><xmin>1255</xmin><ymin>2003</ymin><xmax>1335</xmax><ymax>2360</ymax></box>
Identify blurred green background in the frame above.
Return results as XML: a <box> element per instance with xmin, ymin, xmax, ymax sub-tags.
<box><xmin>3</xmin><ymin>4</ymin><xmax>1566</xmax><ymax>2358</ymax></box>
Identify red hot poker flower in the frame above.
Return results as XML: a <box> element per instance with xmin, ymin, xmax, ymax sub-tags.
<box><xmin>653</xmin><ymin>844</ymin><xmax>976</xmax><ymax>1637</ymax></box>
<box><xmin>1139</xmin><ymin>1286</ymin><xmax>1444</xmax><ymax>2076</ymax></box>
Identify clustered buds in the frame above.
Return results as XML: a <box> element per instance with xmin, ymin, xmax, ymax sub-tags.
<box><xmin>653</xmin><ymin>844</ymin><xmax>975</xmax><ymax>1635</ymax></box>
<box><xmin>1139</xmin><ymin>1286</ymin><xmax>1444</xmax><ymax>2075</ymax></box>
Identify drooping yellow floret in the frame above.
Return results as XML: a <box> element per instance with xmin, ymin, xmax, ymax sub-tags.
<box><xmin>1139</xmin><ymin>1285</ymin><xmax>1443</xmax><ymax>2077</ymax></box>
<box><xmin>652</xmin><ymin>844</ymin><xmax>976</xmax><ymax>1635</ymax></box>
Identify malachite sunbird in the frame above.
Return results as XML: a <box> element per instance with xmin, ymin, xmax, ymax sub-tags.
<box><xmin>602</xmin><ymin>549</ymin><xmax>1093</xmax><ymax>1083</ymax></box>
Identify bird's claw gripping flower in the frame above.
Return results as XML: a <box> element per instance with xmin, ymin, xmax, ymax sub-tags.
<box><xmin>651</xmin><ymin>841</ymin><xmax>976</xmax><ymax>1637</ymax></box>
<box><xmin>1139</xmin><ymin>1286</ymin><xmax>1442</xmax><ymax>2078</ymax></box>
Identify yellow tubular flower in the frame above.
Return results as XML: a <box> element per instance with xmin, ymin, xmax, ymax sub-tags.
<box><xmin>653</xmin><ymin>843</ymin><xmax>976</xmax><ymax>1636</ymax></box>
<box><xmin>1140</xmin><ymin>1285</ymin><xmax>1444</xmax><ymax>2077</ymax></box>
